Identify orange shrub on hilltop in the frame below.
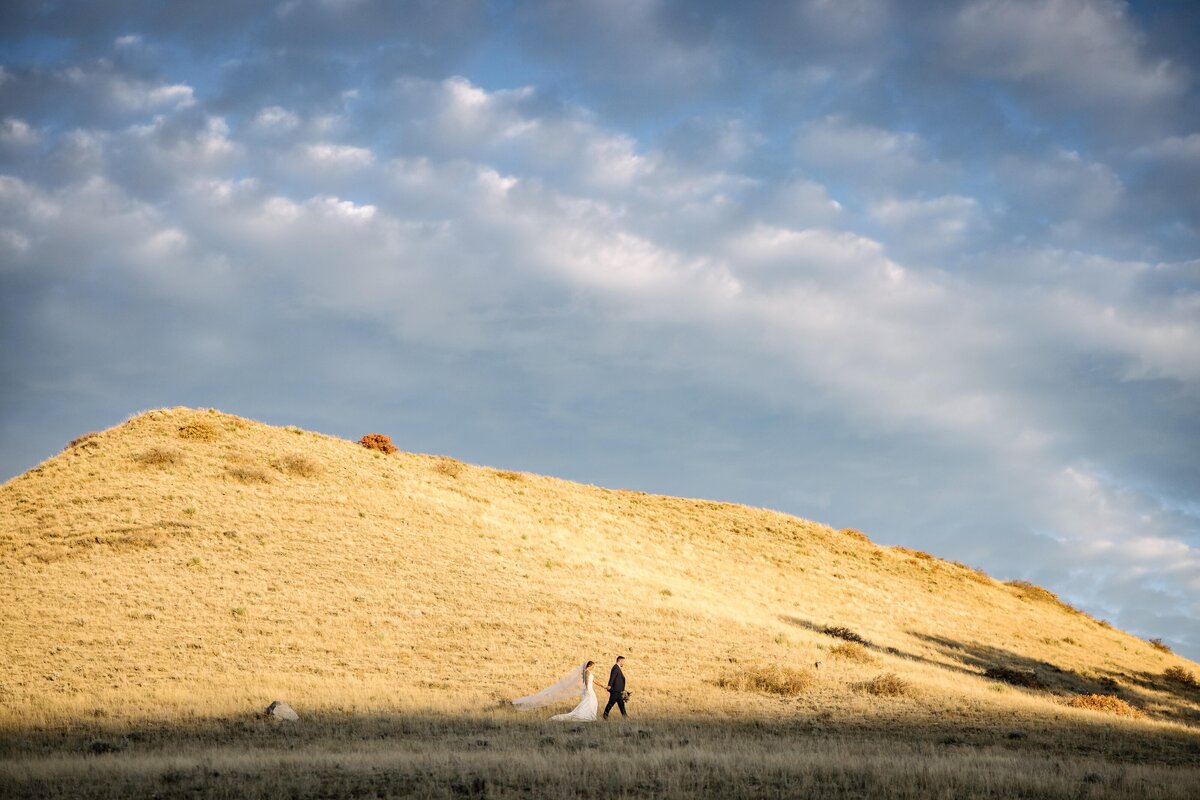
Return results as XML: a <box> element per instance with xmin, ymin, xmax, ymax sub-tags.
<box><xmin>359</xmin><ymin>433</ymin><xmax>398</xmax><ymax>454</ymax></box>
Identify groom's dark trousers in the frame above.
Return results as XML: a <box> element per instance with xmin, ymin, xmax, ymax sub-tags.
<box><xmin>603</xmin><ymin>664</ymin><xmax>627</xmax><ymax>718</ymax></box>
<box><xmin>603</xmin><ymin>691</ymin><xmax>626</xmax><ymax>718</ymax></box>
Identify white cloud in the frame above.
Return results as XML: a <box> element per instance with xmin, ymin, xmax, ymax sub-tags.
<box><xmin>869</xmin><ymin>195</ymin><xmax>983</xmax><ymax>252</ymax></box>
<box><xmin>947</xmin><ymin>0</ymin><xmax>1184</xmax><ymax>113</ymax></box>
<box><xmin>0</xmin><ymin>117</ymin><xmax>39</xmax><ymax>148</ymax></box>
<box><xmin>250</xmin><ymin>106</ymin><xmax>301</xmax><ymax>134</ymax></box>
<box><xmin>1135</xmin><ymin>133</ymin><xmax>1200</xmax><ymax>163</ymax></box>
<box><xmin>301</xmin><ymin>142</ymin><xmax>375</xmax><ymax>169</ymax></box>
<box><xmin>794</xmin><ymin>116</ymin><xmax>955</xmax><ymax>193</ymax></box>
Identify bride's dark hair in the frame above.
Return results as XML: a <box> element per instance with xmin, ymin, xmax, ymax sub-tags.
<box><xmin>583</xmin><ymin>660</ymin><xmax>594</xmax><ymax>680</ymax></box>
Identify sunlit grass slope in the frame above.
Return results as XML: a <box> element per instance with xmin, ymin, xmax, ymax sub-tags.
<box><xmin>2</xmin><ymin>407</ymin><xmax>1198</xmax><ymax>737</ymax></box>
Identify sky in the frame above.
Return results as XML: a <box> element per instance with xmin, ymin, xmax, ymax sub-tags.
<box><xmin>1</xmin><ymin>1</ymin><xmax>1198</xmax><ymax>657</ymax></box>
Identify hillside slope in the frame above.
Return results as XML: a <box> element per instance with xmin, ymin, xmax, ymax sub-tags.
<box><xmin>2</xmin><ymin>407</ymin><xmax>1198</xmax><ymax>735</ymax></box>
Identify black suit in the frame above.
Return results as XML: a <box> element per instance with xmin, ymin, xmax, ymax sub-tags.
<box><xmin>603</xmin><ymin>663</ymin><xmax>627</xmax><ymax>718</ymax></box>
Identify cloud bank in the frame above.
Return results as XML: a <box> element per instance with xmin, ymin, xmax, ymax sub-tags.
<box><xmin>1</xmin><ymin>0</ymin><xmax>1198</xmax><ymax>656</ymax></box>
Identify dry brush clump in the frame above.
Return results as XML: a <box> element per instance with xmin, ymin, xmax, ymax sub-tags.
<box><xmin>433</xmin><ymin>457</ymin><xmax>464</xmax><ymax>478</ymax></box>
<box><xmin>1148</xmin><ymin>638</ymin><xmax>1173</xmax><ymax>654</ymax></box>
<box><xmin>271</xmin><ymin>453</ymin><xmax>320</xmax><ymax>478</ymax></box>
<box><xmin>829</xmin><ymin>642</ymin><xmax>875</xmax><ymax>663</ymax></box>
<box><xmin>359</xmin><ymin>433</ymin><xmax>398</xmax><ymax>454</ymax></box>
<box><xmin>1005</xmin><ymin>580</ymin><xmax>1079</xmax><ymax>613</ymax></box>
<box><xmin>494</xmin><ymin>469</ymin><xmax>525</xmax><ymax>482</ymax></box>
<box><xmin>177</xmin><ymin>421</ymin><xmax>220</xmax><ymax>442</ymax></box>
<box><xmin>983</xmin><ymin>666</ymin><xmax>1044</xmax><ymax>689</ymax></box>
<box><xmin>1066</xmin><ymin>694</ymin><xmax>1145</xmax><ymax>719</ymax></box>
<box><xmin>716</xmin><ymin>665</ymin><xmax>814</xmax><ymax>696</ymax></box>
<box><xmin>838</xmin><ymin>528</ymin><xmax>872</xmax><ymax>544</ymax></box>
<box><xmin>226</xmin><ymin>466</ymin><xmax>271</xmax><ymax>484</ymax></box>
<box><xmin>67</xmin><ymin>432</ymin><xmax>101</xmax><ymax>449</ymax></box>
<box><xmin>134</xmin><ymin>447</ymin><xmax>183</xmax><ymax>467</ymax></box>
<box><xmin>854</xmin><ymin>672</ymin><xmax>912</xmax><ymax>697</ymax></box>
<box><xmin>821</xmin><ymin>625</ymin><xmax>871</xmax><ymax>646</ymax></box>
<box><xmin>894</xmin><ymin>545</ymin><xmax>933</xmax><ymax>561</ymax></box>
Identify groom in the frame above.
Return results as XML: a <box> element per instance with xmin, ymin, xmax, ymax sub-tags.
<box><xmin>603</xmin><ymin>656</ymin><xmax>627</xmax><ymax>719</ymax></box>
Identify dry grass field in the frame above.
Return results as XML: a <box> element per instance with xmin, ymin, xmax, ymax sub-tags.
<box><xmin>2</xmin><ymin>407</ymin><xmax>1198</xmax><ymax>798</ymax></box>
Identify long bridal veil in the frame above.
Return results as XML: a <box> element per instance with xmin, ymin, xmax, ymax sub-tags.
<box><xmin>511</xmin><ymin>661</ymin><xmax>587</xmax><ymax>710</ymax></box>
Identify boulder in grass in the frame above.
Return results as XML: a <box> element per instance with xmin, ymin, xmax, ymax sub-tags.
<box><xmin>264</xmin><ymin>700</ymin><xmax>299</xmax><ymax>721</ymax></box>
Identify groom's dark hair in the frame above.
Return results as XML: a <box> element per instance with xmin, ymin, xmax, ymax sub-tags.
<box><xmin>616</xmin><ymin>656</ymin><xmax>625</xmax><ymax>662</ymax></box>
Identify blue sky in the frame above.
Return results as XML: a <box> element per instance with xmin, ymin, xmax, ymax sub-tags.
<box><xmin>1</xmin><ymin>0</ymin><xmax>1198</xmax><ymax>657</ymax></box>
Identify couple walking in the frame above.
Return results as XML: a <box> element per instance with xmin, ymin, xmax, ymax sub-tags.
<box><xmin>512</xmin><ymin>656</ymin><xmax>628</xmax><ymax>722</ymax></box>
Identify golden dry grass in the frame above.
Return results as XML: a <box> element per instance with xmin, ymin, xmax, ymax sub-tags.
<box><xmin>1</xmin><ymin>407</ymin><xmax>1199</xmax><ymax>798</ymax></box>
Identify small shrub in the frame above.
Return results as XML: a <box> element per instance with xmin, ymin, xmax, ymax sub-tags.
<box><xmin>821</xmin><ymin>625</ymin><xmax>871</xmax><ymax>646</ymax></box>
<box><xmin>359</xmin><ymin>433</ymin><xmax>397</xmax><ymax>454</ymax></box>
<box><xmin>230</xmin><ymin>607</ymin><xmax>247</xmax><ymax>618</ymax></box>
<box><xmin>1148</xmin><ymin>638</ymin><xmax>1173</xmax><ymax>654</ymax></box>
<box><xmin>494</xmin><ymin>469</ymin><xmax>525</xmax><ymax>482</ymax></box>
<box><xmin>177</xmin><ymin>422</ymin><xmax>219</xmax><ymax>442</ymax></box>
<box><xmin>182</xmin><ymin>507</ymin><xmax>197</xmax><ymax>516</ymax></box>
<box><xmin>1066</xmin><ymin>694</ymin><xmax>1145</xmax><ymax>719</ymax></box>
<box><xmin>716</xmin><ymin>665</ymin><xmax>813</xmax><ymax>696</ymax></box>
<box><xmin>271</xmin><ymin>453</ymin><xmax>320</xmax><ymax>477</ymax></box>
<box><xmin>661</xmin><ymin>589</ymin><xmax>674</xmax><ymax>597</ymax></box>
<box><xmin>135</xmin><ymin>447</ymin><xmax>182</xmax><ymax>467</ymax></box>
<box><xmin>830</xmin><ymin>642</ymin><xmax>875</xmax><ymax>663</ymax></box>
<box><xmin>226</xmin><ymin>466</ymin><xmax>271</xmax><ymax>484</ymax></box>
<box><xmin>854</xmin><ymin>672</ymin><xmax>912</xmax><ymax>696</ymax></box>
<box><xmin>983</xmin><ymin>666</ymin><xmax>1044</xmax><ymax>689</ymax></box>
<box><xmin>434</xmin><ymin>457</ymin><xmax>464</xmax><ymax>478</ymax></box>
<box><xmin>1164</xmin><ymin>666</ymin><xmax>1198</xmax><ymax>688</ymax></box>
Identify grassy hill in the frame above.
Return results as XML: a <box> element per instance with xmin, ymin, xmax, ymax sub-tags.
<box><xmin>2</xmin><ymin>407</ymin><xmax>1198</xmax><ymax>798</ymax></box>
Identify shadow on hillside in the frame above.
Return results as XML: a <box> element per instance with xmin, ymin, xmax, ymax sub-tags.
<box><xmin>780</xmin><ymin>616</ymin><xmax>978</xmax><ymax>678</ymax></box>
<box><xmin>910</xmin><ymin>632</ymin><xmax>1200</xmax><ymax>728</ymax></box>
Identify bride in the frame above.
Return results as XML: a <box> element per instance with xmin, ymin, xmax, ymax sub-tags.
<box><xmin>511</xmin><ymin>660</ymin><xmax>598</xmax><ymax>722</ymax></box>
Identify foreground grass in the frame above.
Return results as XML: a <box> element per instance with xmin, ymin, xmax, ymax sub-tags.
<box><xmin>3</xmin><ymin>711</ymin><xmax>1199</xmax><ymax>799</ymax></box>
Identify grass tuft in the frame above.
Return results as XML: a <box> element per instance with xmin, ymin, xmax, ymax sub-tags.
<box><xmin>271</xmin><ymin>453</ymin><xmax>320</xmax><ymax>478</ymax></box>
<box><xmin>1149</xmin><ymin>638</ymin><xmax>1173</xmax><ymax>654</ymax></box>
<box><xmin>1065</xmin><ymin>694</ymin><xmax>1145</xmax><ymax>718</ymax></box>
<box><xmin>434</xmin><ymin>457</ymin><xmax>464</xmax><ymax>478</ymax></box>
<box><xmin>67</xmin><ymin>432</ymin><xmax>101</xmax><ymax>449</ymax></box>
<box><xmin>829</xmin><ymin>642</ymin><xmax>875</xmax><ymax>663</ymax></box>
<box><xmin>177</xmin><ymin>422</ymin><xmax>219</xmax><ymax>442</ymax></box>
<box><xmin>1005</xmin><ymin>580</ymin><xmax>1078</xmax><ymax>613</ymax></box>
<box><xmin>494</xmin><ymin>470</ymin><xmax>525</xmax><ymax>482</ymax></box>
<box><xmin>135</xmin><ymin>447</ymin><xmax>183</xmax><ymax>467</ymax></box>
<box><xmin>716</xmin><ymin>665</ymin><xmax>813</xmax><ymax>696</ymax></box>
<box><xmin>226</xmin><ymin>466</ymin><xmax>271</xmax><ymax>484</ymax></box>
<box><xmin>839</xmin><ymin>528</ymin><xmax>871</xmax><ymax>544</ymax></box>
<box><xmin>854</xmin><ymin>672</ymin><xmax>912</xmax><ymax>696</ymax></box>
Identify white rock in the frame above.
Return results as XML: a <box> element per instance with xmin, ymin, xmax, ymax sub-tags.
<box><xmin>264</xmin><ymin>700</ymin><xmax>298</xmax><ymax>721</ymax></box>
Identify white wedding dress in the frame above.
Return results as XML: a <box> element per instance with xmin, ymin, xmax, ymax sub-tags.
<box><xmin>511</xmin><ymin>661</ymin><xmax>598</xmax><ymax>722</ymax></box>
<box><xmin>550</xmin><ymin>671</ymin><xmax>598</xmax><ymax>722</ymax></box>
